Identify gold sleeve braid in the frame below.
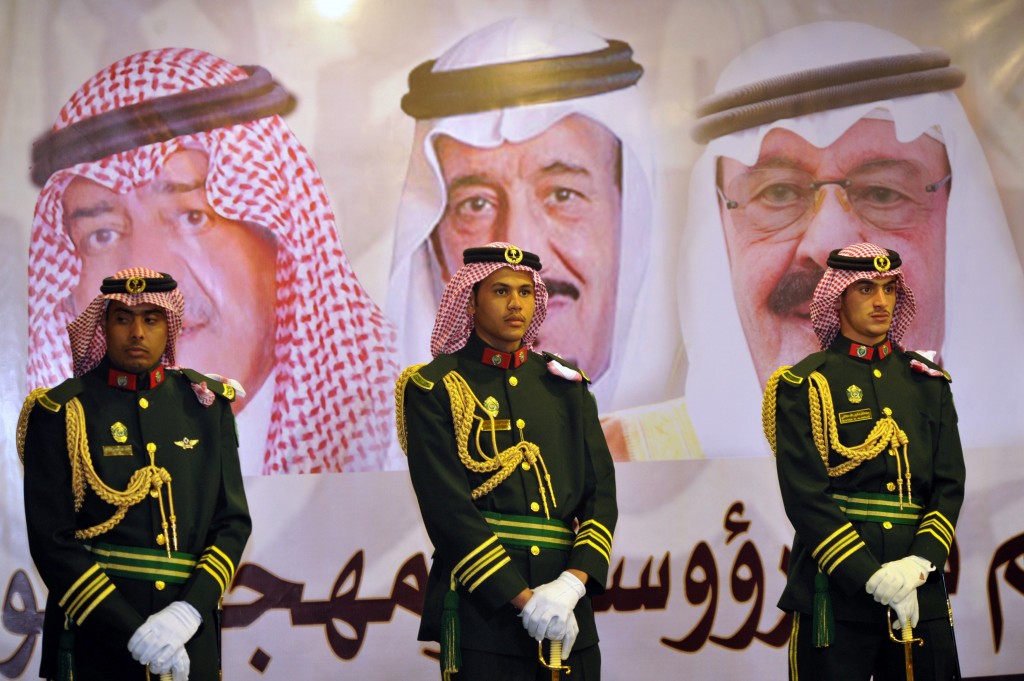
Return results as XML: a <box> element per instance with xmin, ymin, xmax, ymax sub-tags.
<box><xmin>443</xmin><ymin>371</ymin><xmax>557</xmax><ymax>518</ymax></box>
<box><xmin>62</xmin><ymin>398</ymin><xmax>179</xmax><ymax>551</ymax></box>
<box><xmin>394</xmin><ymin>364</ymin><xmax>427</xmax><ymax>455</ymax></box>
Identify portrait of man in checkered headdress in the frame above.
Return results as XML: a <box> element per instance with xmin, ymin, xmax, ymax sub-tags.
<box><xmin>28</xmin><ymin>48</ymin><xmax>399</xmax><ymax>474</ymax></box>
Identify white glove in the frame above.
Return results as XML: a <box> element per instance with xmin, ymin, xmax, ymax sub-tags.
<box><xmin>149</xmin><ymin>645</ymin><xmax>190</xmax><ymax>681</ymax></box>
<box><xmin>865</xmin><ymin>556</ymin><xmax>932</xmax><ymax>605</ymax></box>
<box><xmin>890</xmin><ymin>589</ymin><xmax>920</xmax><ymax>630</ymax></box>
<box><xmin>128</xmin><ymin>601</ymin><xmax>201</xmax><ymax>669</ymax></box>
<box><xmin>520</xmin><ymin>571</ymin><xmax>586</xmax><ymax>641</ymax></box>
<box><xmin>560</xmin><ymin>610</ymin><xmax>580</xmax><ymax>659</ymax></box>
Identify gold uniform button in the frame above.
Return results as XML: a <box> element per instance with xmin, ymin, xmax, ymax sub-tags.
<box><xmin>516</xmin><ymin>418</ymin><xmax>526</xmax><ymax>429</ymax></box>
<box><xmin>873</xmin><ymin>369</ymin><xmax>882</xmax><ymax>378</ymax></box>
<box><xmin>155</xmin><ymin>581</ymin><xmax>166</xmax><ymax>591</ymax></box>
<box><xmin>509</xmin><ymin>376</ymin><xmax>518</xmax><ymax>387</ymax></box>
<box><xmin>882</xmin><ymin>521</ymin><xmax>893</xmax><ymax>530</ymax></box>
<box><xmin>886</xmin><ymin>482</ymin><xmax>896</xmax><ymax>492</ymax></box>
<box><xmin>139</xmin><ymin>397</ymin><xmax>149</xmax><ymax>409</ymax></box>
<box><xmin>530</xmin><ymin>502</ymin><xmax>540</xmax><ymax>512</ymax></box>
<box><xmin>156</xmin><ymin>534</ymin><xmax>166</xmax><ymax>545</ymax></box>
<box><xmin>530</xmin><ymin>546</ymin><xmax>540</xmax><ymax>556</ymax></box>
<box><xmin>521</xmin><ymin>462</ymin><xmax>531</xmax><ymax>471</ymax></box>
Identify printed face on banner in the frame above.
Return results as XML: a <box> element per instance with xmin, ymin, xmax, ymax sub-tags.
<box><xmin>718</xmin><ymin>118</ymin><xmax>949</xmax><ymax>383</ymax></box>
<box><xmin>431</xmin><ymin>114</ymin><xmax>622</xmax><ymax>379</ymax></box>
<box><xmin>63</xmin><ymin>149</ymin><xmax>278</xmax><ymax>407</ymax></box>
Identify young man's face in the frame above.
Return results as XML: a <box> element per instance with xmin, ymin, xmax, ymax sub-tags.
<box><xmin>719</xmin><ymin>118</ymin><xmax>949</xmax><ymax>383</ymax></box>
<box><xmin>838</xmin><ymin>276</ymin><xmax>898</xmax><ymax>346</ymax></box>
<box><xmin>432</xmin><ymin>114</ymin><xmax>622</xmax><ymax>378</ymax></box>
<box><xmin>63</xmin><ymin>149</ymin><xmax>278</xmax><ymax>408</ymax></box>
<box><xmin>103</xmin><ymin>300</ymin><xmax>169</xmax><ymax>373</ymax></box>
<box><xmin>468</xmin><ymin>268</ymin><xmax>536</xmax><ymax>353</ymax></box>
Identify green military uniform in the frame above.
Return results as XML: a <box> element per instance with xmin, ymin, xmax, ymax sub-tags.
<box><xmin>398</xmin><ymin>332</ymin><xmax>617</xmax><ymax>664</ymax></box>
<box><xmin>20</xmin><ymin>358</ymin><xmax>251</xmax><ymax>681</ymax></box>
<box><xmin>765</xmin><ymin>335</ymin><xmax>964</xmax><ymax>677</ymax></box>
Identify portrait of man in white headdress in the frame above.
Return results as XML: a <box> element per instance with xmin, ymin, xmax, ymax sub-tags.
<box><xmin>680</xmin><ymin>20</ymin><xmax>1024</xmax><ymax>456</ymax></box>
<box><xmin>388</xmin><ymin>17</ymin><xmax>699</xmax><ymax>460</ymax></box>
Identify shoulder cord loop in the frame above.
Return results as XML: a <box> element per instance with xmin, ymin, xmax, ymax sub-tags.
<box><xmin>444</xmin><ymin>371</ymin><xmax>556</xmax><ymax>517</ymax></box>
<box><xmin>807</xmin><ymin>371</ymin><xmax>912</xmax><ymax>508</ymax></box>
<box><xmin>64</xmin><ymin>398</ymin><xmax>178</xmax><ymax>554</ymax></box>
<box><xmin>763</xmin><ymin>368</ymin><xmax>912</xmax><ymax>509</ymax></box>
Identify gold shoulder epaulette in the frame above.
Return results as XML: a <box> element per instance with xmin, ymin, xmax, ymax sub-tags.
<box><xmin>410</xmin><ymin>371</ymin><xmax>434</xmax><ymax>391</ymax></box>
<box><xmin>780</xmin><ymin>368</ymin><xmax>804</xmax><ymax>386</ymax></box>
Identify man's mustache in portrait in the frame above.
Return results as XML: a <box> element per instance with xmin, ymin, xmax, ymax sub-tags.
<box><xmin>544</xmin><ymin>279</ymin><xmax>580</xmax><ymax>301</ymax></box>
<box><xmin>767</xmin><ymin>266</ymin><xmax>825</xmax><ymax>316</ymax></box>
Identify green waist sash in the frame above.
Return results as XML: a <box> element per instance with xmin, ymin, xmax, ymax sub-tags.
<box><xmin>480</xmin><ymin>511</ymin><xmax>574</xmax><ymax>551</ymax></box>
<box><xmin>830</xmin><ymin>491</ymin><xmax>923</xmax><ymax>525</ymax></box>
<box><xmin>82</xmin><ymin>541</ymin><xmax>197</xmax><ymax>584</ymax></box>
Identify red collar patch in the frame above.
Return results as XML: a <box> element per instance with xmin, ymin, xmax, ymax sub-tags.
<box><xmin>108</xmin><ymin>366</ymin><xmax>166</xmax><ymax>390</ymax></box>
<box><xmin>846</xmin><ymin>340</ymin><xmax>892</xmax><ymax>362</ymax></box>
<box><xmin>480</xmin><ymin>346</ymin><xmax>529</xmax><ymax>369</ymax></box>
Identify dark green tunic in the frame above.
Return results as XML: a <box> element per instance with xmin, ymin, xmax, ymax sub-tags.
<box><xmin>401</xmin><ymin>333</ymin><xmax>617</xmax><ymax>657</ymax></box>
<box><xmin>772</xmin><ymin>336</ymin><xmax>964</xmax><ymax>624</ymax></box>
<box><xmin>22</xmin><ymin>359</ymin><xmax>251</xmax><ymax>681</ymax></box>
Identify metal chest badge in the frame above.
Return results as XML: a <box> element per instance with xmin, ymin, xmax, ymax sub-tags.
<box><xmin>111</xmin><ymin>421</ymin><xmax>128</xmax><ymax>443</ymax></box>
<box><xmin>483</xmin><ymin>396</ymin><xmax>500</xmax><ymax>416</ymax></box>
<box><xmin>846</xmin><ymin>385</ymin><xmax>864</xmax><ymax>404</ymax></box>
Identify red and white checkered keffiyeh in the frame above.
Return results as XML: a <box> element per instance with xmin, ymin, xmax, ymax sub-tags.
<box><xmin>430</xmin><ymin>242</ymin><xmax>548</xmax><ymax>358</ymax></box>
<box><xmin>66</xmin><ymin>267</ymin><xmax>185</xmax><ymax>377</ymax></box>
<box><xmin>28</xmin><ymin>48</ymin><xmax>398</xmax><ymax>473</ymax></box>
<box><xmin>809</xmin><ymin>242</ymin><xmax>916</xmax><ymax>349</ymax></box>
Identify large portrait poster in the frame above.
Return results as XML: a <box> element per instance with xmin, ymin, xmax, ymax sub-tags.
<box><xmin>1</xmin><ymin>1</ymin><xmax>1022</xmax><ymax>678</ymax></box>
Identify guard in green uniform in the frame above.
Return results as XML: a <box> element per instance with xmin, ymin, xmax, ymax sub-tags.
<box><xmin>18</xmin><ymin>268</ymin><xmax>251</xmax><ymax>681</ymax></box>
<box><xmin>762</xmin><ymin>243</ymin><xmax>964</xmax><ymax>680</ymax></box>
<box><xmin>396</xmin><ymin>243</ymin><xmax>617</xmax><ymax>680</ymax></box>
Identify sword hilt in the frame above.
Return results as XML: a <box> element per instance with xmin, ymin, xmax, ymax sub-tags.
<box><xmin>538</xmin><ymin>639</ymin><xmax>572</xmax><ymax>676</ymax></box>
<box><xmin>886</xmin><ymin>607</ymin><xmax>925</xmax><ymax>647</ymax></box>
<box><xmin>145</xmin><ymin>665</ymin><xmax>173</xmax><ymax>681</ymax></box>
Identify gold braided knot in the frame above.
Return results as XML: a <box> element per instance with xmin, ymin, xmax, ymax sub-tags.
<box><xmin>16</xmin><ymin>388</ymin><xmax>50</xmax><ymax>465</ymax></box>
<box><xmin>761</xmin><ymin>367</ymin><xmax>790</xmax><ymax>456</ymax></box>
<box><xmin>394</xmin><ymin>364</ymin><xmax>427</xmax><ymax>455</ymax></box>
<box><xmin>443</xmin><ymin>371</ymin><xmax>556</xmax><ymax>516</ymax></box>
<box><xmin>762</xmin><ymin>367</ymin><xmax>913</xmax><ymax>508</ymax></box>
<box><xmin>64</xmin><ymin>398</ymin><xmax>177</xmax><ymax>542</ymax></box>
<box><xmin>806</xmin><ymin>372</ymin><xmax>912</xmax><ymax>506</ymax></box>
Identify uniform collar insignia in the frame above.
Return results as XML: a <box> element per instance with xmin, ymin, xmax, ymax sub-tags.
<box><xmin>845</xmin><ymin>340</ymin><xmax>892</xmax><ymax>362</ymax></box>
<box><xmin>108</xmin><ymin>365</ymin><xmax>167</xmax><ymax>390</ymax></box>
<box><xmin>480</xmin><ymin>346</ymin><xmax>529</xmax><ymax>369</ymax></box>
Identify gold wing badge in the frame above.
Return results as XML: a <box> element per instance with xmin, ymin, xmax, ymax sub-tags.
<box><xmin>174</xmin><ymin>437</ymin><xmax>199</xmax><ymax>450</ymax></box>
